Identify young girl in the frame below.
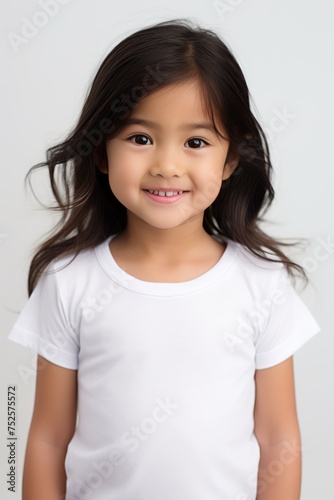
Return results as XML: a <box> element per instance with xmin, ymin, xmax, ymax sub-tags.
<box><xmin>8</xmin><ymin>18</ymin><xmax>321</xmax><ymax>500</ymax></box>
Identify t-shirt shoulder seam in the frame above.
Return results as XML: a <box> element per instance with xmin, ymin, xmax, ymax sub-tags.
<box><xmin>255</xmin><ymin>325</ymin><xmax>321</xmax><ymax>369</ymax></box>
<box><xmin>8</xmin><ymin>325</ymin><xmax>79</xmax><ymax>368</ymax></box>
<box><xmin>46</xmin><ymin>260</ymin><xmax>78</xmax><ymax>339</ymax></box>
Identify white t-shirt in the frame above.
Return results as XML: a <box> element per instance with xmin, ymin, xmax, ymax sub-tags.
<box><xmin>8</xmin><ymin>234</ymin><xmax>321</xmax><ymax>500</ymax></box>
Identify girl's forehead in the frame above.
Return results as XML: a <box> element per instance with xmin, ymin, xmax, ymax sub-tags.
<box><xmin>129</xmin><ymin>80</ymin><xmax>224</xmax><ymax>136</ymax></box>
<box><xmin>132</xmin><ymin>80</ymin><xmax>212</xmax><ymax>121</ymax></box>
<box><xmin>138</xmin><ymin>79</ymin><xmax>204</xmax><ymax>106</ymax></box>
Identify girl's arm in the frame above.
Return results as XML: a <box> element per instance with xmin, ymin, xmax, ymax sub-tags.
<box><xmin>23</xmin><ymin>355</ymin><xmax>77</xmax><ymax>500</ymax></box>
<box><xmin>254</xmin><ymin>356</ymin><xmax>302</xmax><ymax>500</ymax></box>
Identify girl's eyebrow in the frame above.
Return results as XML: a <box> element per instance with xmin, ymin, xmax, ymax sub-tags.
<box><xmin>124</xmin><ymin>116</ymin><xmax>216</xmax><ymax>133</ymax></box>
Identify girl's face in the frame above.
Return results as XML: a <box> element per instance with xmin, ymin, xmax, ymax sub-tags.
<box><xmin>100</xmin><ymin>79</ymin><xmax>238</xmax><ymax>232</ymax></box>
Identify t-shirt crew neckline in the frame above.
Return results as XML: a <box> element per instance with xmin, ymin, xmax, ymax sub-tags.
<box><xmin>95</xmin><ymin>233</ymin><xmax>236</xmax><ymax>296</ymax></box>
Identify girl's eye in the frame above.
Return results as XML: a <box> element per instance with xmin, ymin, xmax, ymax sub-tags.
<box><xmin>127</xmin><ymin>135</ymin><xmax>209</xmax><ymax>148</ymax></box>
<box><xmin>128</xmin><ymin>134</ymin><xmax>152</xmax><ymax>145</ymax></box>
<box><xmin>185</xmin><ymin>138</ymin><xmax>209</xmax><ymax>149</ymax></box>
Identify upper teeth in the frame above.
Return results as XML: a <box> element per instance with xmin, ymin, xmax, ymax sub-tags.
<box><xmin>148</xmin><ymin>190</ymin><xmax>183</xmax><ymax>196</ymax></box>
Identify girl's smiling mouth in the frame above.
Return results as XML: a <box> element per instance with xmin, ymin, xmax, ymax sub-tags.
<box><xmin>142</xmin><ymin>189</ymin><xmax>189</xmax><ymax>203</ymax></box>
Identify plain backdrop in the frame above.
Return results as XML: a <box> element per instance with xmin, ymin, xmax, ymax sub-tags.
<box><xmin>1</xmin><ymin>0</ymin><xmax>333</xmax><ymax>498</ymax></box>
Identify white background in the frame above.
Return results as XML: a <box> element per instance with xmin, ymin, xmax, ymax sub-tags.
<box><xmin>1</xmin><ymin>0</ymin><xmax>333</xmax><ymax>498</ymax></box>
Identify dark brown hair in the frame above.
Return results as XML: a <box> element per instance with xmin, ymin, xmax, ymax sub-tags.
<box><xmin>26</xmin><ymin>18</ymin><xmax>307</xmax><ymax>295</ymax></box>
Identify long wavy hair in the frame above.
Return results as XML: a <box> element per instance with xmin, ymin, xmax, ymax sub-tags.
<box><xmin>26</xmin><ymin>18</ymin><xmax>308</xmax><ymax>295</ymax></box>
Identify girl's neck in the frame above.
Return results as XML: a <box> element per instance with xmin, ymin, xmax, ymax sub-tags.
<box><xmin>113</xmin><ymin>216</ymin><xmax>220</xmax><ymax>265</ymax></box>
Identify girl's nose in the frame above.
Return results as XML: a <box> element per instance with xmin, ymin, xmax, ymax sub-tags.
<box><xmin>149</xmin><ymin>144</ymin><xmax>183</xmax><ymax>177</ymax></box>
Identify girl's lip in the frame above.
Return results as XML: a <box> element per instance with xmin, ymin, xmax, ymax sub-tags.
<box><xmin>142</xmin><ymin>189</ymin><xmax>189</xmax><ymax>204</ymax></box>
<box><xmin>144</xmin><ymin>188</ymin><xmax>188</xmax><ymax>192</ymax></box>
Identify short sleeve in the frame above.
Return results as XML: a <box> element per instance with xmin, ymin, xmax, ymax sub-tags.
<box><xmin>254</xmin><ymin>266</ymin><xmax>321</xmax><ymax>369</ymax></box>
<box><xmin>7</xmin><ymin>265</ymin><xmax>79</xmax><ymax>369</ymax></box>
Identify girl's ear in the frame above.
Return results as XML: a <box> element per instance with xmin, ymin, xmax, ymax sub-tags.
<box><xmin>94</xmin><ymin>146</ymin><xmax>108</xmax><ymax>174</ymax></box>
<box><xmin>222</xmin><ymin>157</ymin><xmax>239</xmax><ymax>181</ymax></box>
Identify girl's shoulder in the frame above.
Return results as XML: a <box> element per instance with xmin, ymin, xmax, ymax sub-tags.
<box><xmin>41</xmin><ymin>237</ymin><xmax>110</xmax><ymax>291</ymax></box>
<box><xmin>227</xmin><ymin>237</ymin><xmax>285</xmax><ymax>272</ymax></box>
<box><xmin>48</xmin><ymin>245</ymin><xmax>98</xmax><ymax>275</ymax></box>
<box><xmin>32</xmin><ymin>238</ymin><xmax>112</xmax><ymax>324</ymax></box>
<box><xmin>225</xmin><ymin>237</ymin><xmax>293</xmax><ymax>290</ymax></box>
